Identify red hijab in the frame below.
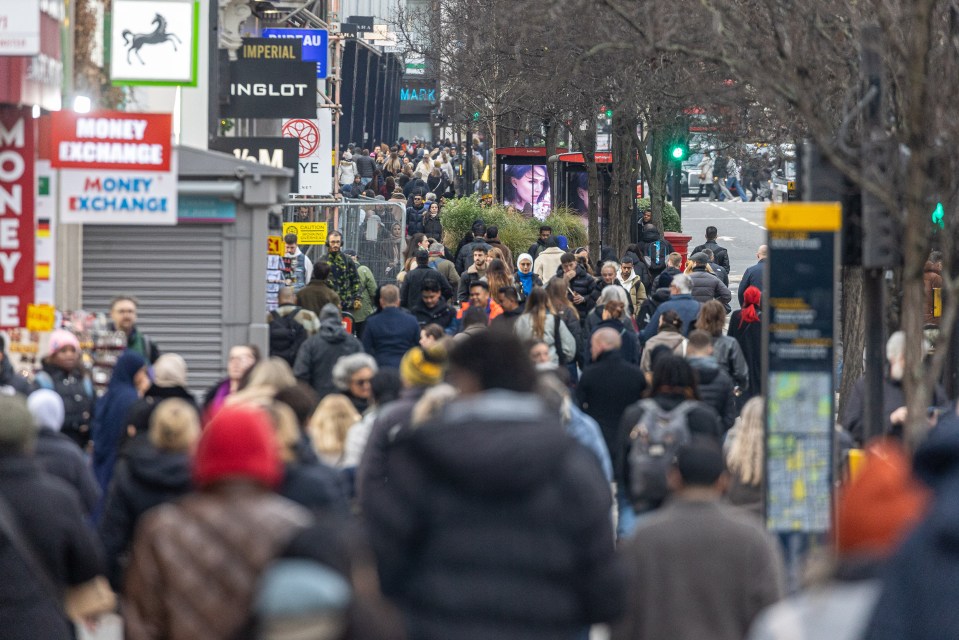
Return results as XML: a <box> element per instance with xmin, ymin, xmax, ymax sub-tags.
<box><xmin>739</xmin><ymin>286</ymin><xmax>761</xmax><ymax>327</ymax></box>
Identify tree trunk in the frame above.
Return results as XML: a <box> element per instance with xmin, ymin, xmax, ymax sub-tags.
<box><xmin>610</xmin><ymin>109</ymin><xmax>638</xmax><ymax>254</ymax></box>
<box><xmin>837</xmin><ymin>265</ymin><xmax>865</xmax><ymax>421</ymax></box>
<box><xmin>647</xmin><ymin>128</ymin><xmax>668</xmax><ymax>232</ymax></box>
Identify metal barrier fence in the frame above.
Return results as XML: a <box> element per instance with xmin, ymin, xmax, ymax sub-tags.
<box><xmin>279</xmin><ymin>198</ymin><xmax>408</xmax><ymax>287</ymax></box>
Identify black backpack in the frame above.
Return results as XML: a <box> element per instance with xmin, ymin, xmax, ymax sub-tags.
<box><xmin>269</xmin><ymin>308</ymin><xmax>308</xmax><ymax>365</ymax></box>
<box><xmin>628</xmin><ymin>399</ymin><xmax>697</xmax><ymax>506</ymax></box>
<box><xmin>645</xmin><ymin>240</ymin><xmax>668</xmax><ymax>270</ymax></box>
<box><xmin>713</xmin><ymin>155</ymin><xmax>728</xmax><ymax>180</ymax></box>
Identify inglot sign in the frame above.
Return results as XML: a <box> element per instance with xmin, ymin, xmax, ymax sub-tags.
<box><xmin>220</xmin><ymin>38</ymin><xmax>317</xmax><ymax>119</ymax></box>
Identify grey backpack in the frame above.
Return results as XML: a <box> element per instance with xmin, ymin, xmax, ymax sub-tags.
<box><xmin>628</xmin><ymin>399</ymin><xmax>697</xmax><ymax>505</ymax></box>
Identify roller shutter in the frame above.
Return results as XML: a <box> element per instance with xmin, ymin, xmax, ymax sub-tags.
<box><xmin>82</xmin><ymin>225</ymin><xmax>225</xmax><ymax>393</ymax></box>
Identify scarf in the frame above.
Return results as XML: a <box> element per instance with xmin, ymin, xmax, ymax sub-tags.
<box><xmin>739</xmin><ymin>285</ymin><xmax>761</xmax><ymax>328</ymax></box>
<box><xmin>517</xmin><ymin>270</ymin><xmax>535</xmax><ymax>296</ymax></box>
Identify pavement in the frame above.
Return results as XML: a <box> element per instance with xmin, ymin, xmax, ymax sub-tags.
<box><xmin>678</xmin><ymin>198</ymin><xmax>771</xmax><ymax>310</ymax></box>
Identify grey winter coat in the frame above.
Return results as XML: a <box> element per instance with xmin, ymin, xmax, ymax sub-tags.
<box><xmin>688</xmin><ymin>268</ymin><xmax>732</xmax><ymax>307</ymax></box>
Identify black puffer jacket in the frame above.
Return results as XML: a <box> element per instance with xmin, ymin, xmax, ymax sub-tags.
<box><xmin>687</xmin><ymin>356</ymin><xmax>737</xmax><ymax>431</ymax></box>
<box><xmin>559</xmin><ymin>264</ymin><xmax>600</xmax><ymax>321</ymax></box>
<box><xmin>422</xmin><ymin>212</ymin><xmax>443</xmax><ymax>240</ymax></box>
<box><xmin>364</xmin><ymin>391</ymin><xmax>626</xmax><ymax>639</ymax></box>
<box><xmin>98</xmin><ymin>438</ymin><xmax>192</xmax><ymax>588</ymax></box>
<box><xmin>34</xmin><ymin>361</ymin><xmax>94</xmax><ymax>447</ymax></box>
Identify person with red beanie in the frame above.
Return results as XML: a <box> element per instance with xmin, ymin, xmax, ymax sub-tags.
<box><xmin>123</xmin><ymin>404</ymin><xmax>312</xmax><ymax>640</ymax></box>
<box><xmin>746</xmin><ymin>439</ymin><xmax>928</xmax><ymax>640</ymax></box>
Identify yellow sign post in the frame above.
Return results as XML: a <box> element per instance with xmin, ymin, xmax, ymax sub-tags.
<box><xmin>282</xmin><ymin>222</ymin><xmax>328</xmax><ymax>245</ymax></box>
<box><xmin>26</xmin><ymin>304</ymin><xmax>56</xmax><ymax>332</ymax></box>
<box><xmin>267</xmin><ymin>235</ymin><xmax>284</xmax><ymax>255</ymax></box>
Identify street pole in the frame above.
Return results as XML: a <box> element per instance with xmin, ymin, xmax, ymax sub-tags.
<box><xmin>464</xmin><ymin>120</ymin><xmax>474</xmax><ymax>196</ymax></box>
<box><xmin>860</xmin><ymin>25</ymin><xmax>886</xmax><ymax>443</ymax></box>
<box><xmin>671</xmin><ymin>160</ymin><xmax>682</xmax><ymax>220</ymax></box>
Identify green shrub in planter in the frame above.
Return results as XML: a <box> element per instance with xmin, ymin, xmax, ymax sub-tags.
<box><xmin>438</xmin><ymin>197</ymin><xmax>587</xmax><ymax>262</ymax></box>
<box><xmin>635</xmin><ymin>198</ymin><xmax>682</xmax><ymax>233</ymax></box>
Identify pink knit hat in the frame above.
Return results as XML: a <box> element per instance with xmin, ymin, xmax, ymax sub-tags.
<box><xmin>47</xmin><ymin>330</ymin><xmax>81</xmax><ymax>356</ymax></box>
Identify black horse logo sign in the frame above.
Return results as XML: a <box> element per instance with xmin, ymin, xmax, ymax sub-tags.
<box><xmin>122</xmin><ymin>13</ymin><xmax>181</xmax><ymax>65</ymax></box>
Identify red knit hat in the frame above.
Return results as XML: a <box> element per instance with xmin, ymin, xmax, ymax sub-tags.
<box><xmin>836</xmin><ymin>439</ymin><xmax>929</xmax><ymax>556</ymax></box>
<box><xmin>193</xmin><ymin>404</ymin><xmax>283</xmax><ymax>489</ymax></box>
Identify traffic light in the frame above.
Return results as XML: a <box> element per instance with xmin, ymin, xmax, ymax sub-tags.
<box><xmin>932</xmin><ymin>202</ymin><xmax>944</xmax><ymax>229</ymax></box>
<box><xmin>605</xmin><ymin>108</ymin><xmax>613</xmax><ymax>118</ymax></box>
<box><xmin>472</xmin><ymin>111</ymin><xmax>480</xmax><ymax>122</ymax></box>
<box><xmin>669</xmin><ymin>140</ymin><xmax>688</xmax><ymax>162</ymax></box>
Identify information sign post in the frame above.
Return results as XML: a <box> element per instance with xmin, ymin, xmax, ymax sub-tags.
<box><xmin>763</xmin><ymin>202</ymin><xmax>841</xmax><ymax>591</ymax></box>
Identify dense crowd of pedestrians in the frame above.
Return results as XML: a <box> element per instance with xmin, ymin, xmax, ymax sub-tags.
<box><xmin>0</xmin><ymin>203</ymin><xmax>953</xmax><ymax>640</ymax></box>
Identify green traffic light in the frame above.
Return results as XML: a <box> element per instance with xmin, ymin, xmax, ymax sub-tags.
<box><xmin>605</xmin><ymin>109</ymin><xmax>613</xmax><ymax>118</ymax></box>
<box><xmin>932</xmin><ymin>202</ymin><xmax>944</xmax><ymax>229</ymax></box>
<box><xmin>670</xmin><ymin>146</ymin><xmax>686</xmax><ymax>160</ymax></box>
<box><xmin>472</xmin><ymin>111</ymin><xmax>480</xmax><ymax>121</ymax></box>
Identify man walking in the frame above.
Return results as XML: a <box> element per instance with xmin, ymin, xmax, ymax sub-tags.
<box><xmin>612</xmin><ymin>439</ymin><xmax>785</xmax><ymax>640</ymax></box>
<box><xmin>692</xmin><ymin>226</ymin><xmax>731</xmax><ymax>274</ymax></box>
<box><xmin>362</xmin><ymin>285</ymin><xmax>421</xmax><ymax>369</ymax></box>
<box><xmin>739</xmin><ymin>245</ymin><xmax>767</xmax><ymax>307</ymax></box>
<box><xmin>640</xmin><ymin>274</ymin><xmax>702</xmax><ymax>341</ymax></box>
<box><xmin>576</xmin><ymin>327</ymin><xmax>646</xmax><ymax>538</ymax></box>
<box><xmin>107</xmin><ymin>295</ymin><xmax>160</xmax><ymax>363</ymax></box>
<box><xmin>364</xmin><ymin>329</ymin><xmax>627</xmax><ymax>639</ymax></box>
<box><xmin>687</xmin><ymin>252</ymin><xmax>732</xmax><ymax>309</ymax></box>
<box><xmin>324</xmin><ymin>231</ymin><xmax>361</xmax><ymax>312</ymax></box>
<box><xmin>281</xmin><ymin>233</ymin><xmax>313</xmax><ymax>294</ymax></box>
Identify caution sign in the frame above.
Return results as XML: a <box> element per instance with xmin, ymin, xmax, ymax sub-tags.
<box><xmin>268</xmin><ymin>235</ymin><xmax>284</xmax><ymax>255</ymax></box>
<box><xmin>283</xmin><ymin>222</ymin><xmax>327</xmax><ymax>245</ymax></box>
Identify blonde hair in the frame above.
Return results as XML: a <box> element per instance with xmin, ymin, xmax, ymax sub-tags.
<box><xmin>148</xmin><ymin>398</ymin><xmax>200</xmax><ymax>452</ymax></box>
<box><xmin>307</xmin><ymin>394</ymin><xmax>361</xmax><ymax>466</ymax></box>
<box><xmin>726</xmin><ymin>397</ymin><xmax>764</xmax><ymax>486</ymax></box>
<box><xmin>267</xmin><ymin>401</ymin><xmax>301</xmax><ymax>462</ymax></box>
<box><xmin>245</xmin><ymin>357</ymin><xmax>297</xmax><ymax>391</ymax></box>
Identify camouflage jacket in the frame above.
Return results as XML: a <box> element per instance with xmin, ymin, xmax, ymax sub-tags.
<box><xmin>327</xmin><ymin>251</ymin><xmax>360</xmax><ymax>309</ymax></box>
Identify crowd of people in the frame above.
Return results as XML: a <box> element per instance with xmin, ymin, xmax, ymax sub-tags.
<box><xmin>0</xmin><ymin>205</ymin><xmax>954</xmax><ymax>640</ymax></box>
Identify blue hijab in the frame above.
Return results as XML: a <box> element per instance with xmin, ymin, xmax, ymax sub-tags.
<box><xmin>92</xmin><ymin>350</ymin><xmax>147</xmax><ymax>501</ymax></box>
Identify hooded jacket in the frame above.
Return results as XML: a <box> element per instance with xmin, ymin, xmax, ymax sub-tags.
<box><xmin>364</xmin><ymin>390</ymin><xmax>626</xmax><ymax>639</ymax></box>
<box><xmin>98</xmin><ymin>438</ymin><xmax>193</xmax><ymax>588</ymax></box>
<box><xmin>293</xmin><ymin>304</ymin><xmax>363</xmax><ymax>399</ymax></box>
<box><xmin>92</xmin><ymin>350</ymin><xmax>146</xmax><ymax>498</ymax></box>
<box><xmin>687</xmin><ymin>355</ymin><xmax>737</xmax><ymax>431</ymax></box>
<box><xmin>532</xmin><ymin>246</ymin><xmax>565</xmax><ymax>282</ymax></box>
